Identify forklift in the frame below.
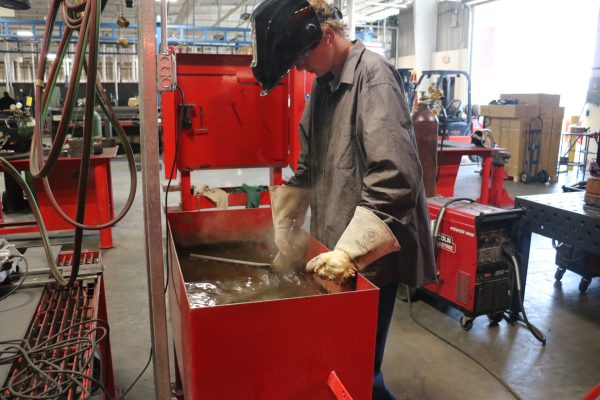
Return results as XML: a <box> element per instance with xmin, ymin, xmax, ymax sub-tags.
<box><xmin>412</xmin><ymin>70</ymin><xmax>473</xmax><ymax>137</ymax></box>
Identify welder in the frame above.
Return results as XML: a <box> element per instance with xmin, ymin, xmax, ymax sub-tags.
<box><xmin>251</xmin><ymin>0</ymin><xmax>436</xmax><ymax>398</ymax></box>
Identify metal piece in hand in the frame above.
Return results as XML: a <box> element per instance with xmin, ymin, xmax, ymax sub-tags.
<box><xmin>190</xmin><ymin>253</ymin><xmax>272</xmax><ymax>269</ymax></box>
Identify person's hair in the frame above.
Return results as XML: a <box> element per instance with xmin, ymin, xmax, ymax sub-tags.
<box><xmin>308</xmin><ymin>0</ymin><xmax>348</xmax><ymax>38</ymax></box>
<box><xmin>3</xmin><ymin>92</ymin><xmax>8</xmax><ymax>97</ymax></box>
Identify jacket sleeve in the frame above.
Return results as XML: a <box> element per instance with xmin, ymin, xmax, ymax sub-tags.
<box><xmin>286</xmin><ymin>96</ymin><xmax>312</xmax><ymax>188</ymax></box>
<box><xmin>356</xmin><ymin>69</ymin><xmax>423</xmax><ymax>228</ymax></box>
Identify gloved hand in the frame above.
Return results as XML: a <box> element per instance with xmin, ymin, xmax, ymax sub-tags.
<box><xmin>269</xmin><ymin>185</ymin><xmax>310</xmax><ymax>270</ymax></box>
<box><xmin>306</xmin><ymin>206</ymin><xmax>401</xmax><ymax>285</ymax></box>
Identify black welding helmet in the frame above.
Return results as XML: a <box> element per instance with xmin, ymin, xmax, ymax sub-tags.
<box><xmin>250</xmin><ymin>0</ymin><xmax>322</xmax><ymax>96</ymax></box>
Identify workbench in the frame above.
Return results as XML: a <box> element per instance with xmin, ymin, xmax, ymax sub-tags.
<box><xmin>0</xmin><ymin>147</ymin><xmax>117</xmax><ymax>248</ymax></box>
<box><xmin>437</xmin><ymin>141</ymin><xmax>513</xmax><ymax>207</ymax></box>
<box><xmin>514</xmin><ymin>192</ymin><xmax>600</xmax><ymax>309</ymax></box>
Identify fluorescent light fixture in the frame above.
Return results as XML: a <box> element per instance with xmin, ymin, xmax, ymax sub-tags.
<box><xmin>47</xmin><ymin>53</ymin><xmax>56</xmax><ymax>60</ymax></box>
<box><xmin>16</xmin><ymin>30</ymin><xmax>33</xmax><ymax>37</ymax></box>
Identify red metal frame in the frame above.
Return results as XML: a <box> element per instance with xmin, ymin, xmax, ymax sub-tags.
<box><xmin>167</xmin><ymin>208</ymin><xmax>378</xmax><ymax>399</ymax></box>
<box><xmin>0</xmin><ymin>148</ymin><xmax>117</xmax><ymax>248</ymax></box>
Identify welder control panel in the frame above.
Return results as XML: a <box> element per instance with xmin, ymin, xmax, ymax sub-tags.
<box><xmin>477</xmin><ymin>231</ymin><xmax>508</xmax><ymax>266</ymax></box>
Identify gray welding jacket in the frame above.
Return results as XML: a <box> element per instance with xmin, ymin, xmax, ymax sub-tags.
<box><xmin>287</xmin><ymin>41</ymin><xmax>436</xmax><ymax>288</ymax></box>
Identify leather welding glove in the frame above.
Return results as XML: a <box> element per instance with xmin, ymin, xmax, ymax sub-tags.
<box><xmin>306</xmin><ymin>206</ymin><xmax>401</xmax><ymax>285</ymax></box>
<box><xmin>195</xmin><ymin>185</ymin><xmax>229</xmax><ymax>209</ymax></box>
<box><xmin>269</xmin><ymin>185</ymin><xmax>310</xmax><ymax>270</ymax></box>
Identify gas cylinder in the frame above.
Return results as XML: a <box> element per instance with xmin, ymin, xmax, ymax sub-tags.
<box><xmin>412</xmin><ymin>101</ymin><xmax>438</xmax><ymax>197</ymax></box>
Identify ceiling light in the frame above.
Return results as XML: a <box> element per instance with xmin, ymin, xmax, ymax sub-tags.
<box><xmin>16</xmin><ymin>30</ymin><xmax>33</xmax><ymax>37</ymax></box>
<box><xmin>47</xmin><ymin>53</ymin><xmax>56</xmax><ymax>60</ymax></box>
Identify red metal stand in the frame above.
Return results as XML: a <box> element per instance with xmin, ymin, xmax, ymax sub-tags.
<box><xmin>0</xmin><ymin>148</ymin><xmax>117</xmax><ymax>248</ymax></box>
<box><xmin>437</xmin><ymin>145</ymin><xmax>514</xmax><ymax>207</ymax></box>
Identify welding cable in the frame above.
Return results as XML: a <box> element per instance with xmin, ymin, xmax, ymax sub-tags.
<box><xmin>68</xmin><ymin>0</ymin><xmax>102</xmax><ymax>287</ymax></box>
<box><xmin>30</xmin><ymin>0</ymin><xmax>89</xmax><ymax>177</ymax></box>
<box><xmin>30</xmin><ymin>0</ymin><xmax>136</xmax><ymax>286</ymax></box>
<box><xmin>115</xmin><ymin>347</ymin><xmax>153</xmax><ymax>400</ymax></box>
<box><xmin>37</xmin><ymin>72</ymin><xmax>138</xmax><ymax>231</ymax></box>
<box><xmin>0</xmin><ymin>157</ymin><xmax>66</xmax><ymax>286</ymax></box>
<box><xmin>0</xmin><ymin>320</ymin><xmax>112</xmax><ymax>399</ymax></box>
<box><xmin>164</xmin><ymin>84</ymin><xmax>186</xmax><ymax>295</ymax></box>
<box><xmin>405</xmin><ymin>285</ymin><xmax>525</xmax><ymax>400</ymax></box>
<box><xmin>504</xmin><ymin>250</ymin><xmax>547</xmax><ymax>345</ymax></box>
<box><xmin>432</xmin><ymin>197</ymin><xmax>475</xmax><ymax>246</ymax></box>
<box><xmin>0</xmin><ymin>255</ymin><xmax>28</xmax><ymax>302</ymax></box>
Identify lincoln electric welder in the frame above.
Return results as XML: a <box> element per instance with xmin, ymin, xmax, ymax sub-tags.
<box><xmin>422</xmin><ymin>197</ymin><xmax>545</xmax><ymax>344</ymax></box>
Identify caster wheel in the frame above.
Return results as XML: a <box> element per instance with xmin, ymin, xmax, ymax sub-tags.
<box><xmin>538</xmin><ymin>170</ymin><xmax>549</xmax><ymax>183</ymax></box>
<box><xmin>460</xmin><ymin>315</ymin><xmax>474</xmax><ymax>331</ymax></box>
<box><xmin>520</xmin><ymin>171</ymin><xmax>530</xmax><ymax>183</ymax></box>
<box><xmin>487</xmin><ymin>312</ymin><xmax>504</xmax><ymax>325</ymax></box>
<box><xmin>554</xmin><ymin>267</ymin><xmax>566</xmax><ymax>281</ymax></box>
<box><xmin>579</xmin><ymin>277</ymin><xmax>592</xmax><ymax>293</ymax></box>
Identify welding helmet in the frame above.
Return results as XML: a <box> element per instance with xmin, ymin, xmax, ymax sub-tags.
<box><xmin>250</xmin><ymin>0</ymin><xmax>322</xmax><ymax>96</ymax></box>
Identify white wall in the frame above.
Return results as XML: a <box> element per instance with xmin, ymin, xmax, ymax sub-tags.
<box><xmin>396</xmin><ymin>55</ymin><xmax>416</xmax><ymax>69</ymax></box>
<box><xmin>431</xmin><ymin>48</ymin><xmax>469</xmax><ymax>106</ymax></box>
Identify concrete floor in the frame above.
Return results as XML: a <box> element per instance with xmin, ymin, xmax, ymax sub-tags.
<box><xmin>3</xmin><ymin>158</ymin><xmax>599</xmax><ymax>399</ymax></box>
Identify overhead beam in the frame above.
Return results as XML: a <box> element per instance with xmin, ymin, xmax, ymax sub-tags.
<box><xmin>212</xmin><ymin>0</ymin><xmax>250</xmax><ymax>26</ymax></box>
<box><xmin>174</xmin><ymin>0</ymin><xmax>201</xmax><ymax>25</ymax></box>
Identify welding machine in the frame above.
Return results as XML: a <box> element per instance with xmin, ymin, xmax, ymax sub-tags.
<box><xmin>423</xmin><ymin>196</ymin><xmax>522</xmax><ymax>331</ymax></box>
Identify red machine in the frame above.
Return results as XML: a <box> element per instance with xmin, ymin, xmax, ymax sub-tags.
<box><xmin>423</xmin><ymin>197</ymin><xmax>522</xmax><ymax>330</ymax></box>
<box><xmin>161</xmin><ymin>53</ymin><xmax>377</xmax><ymax>399</ymax></box>
<box><xmin>161</xmin><ymin>53</ymin><xmax>313</xmax><ymax>211</ymax></box>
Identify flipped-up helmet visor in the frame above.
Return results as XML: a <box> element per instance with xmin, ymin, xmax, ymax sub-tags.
<box><xmin>251</xmin><ymin>0</ymin><xmax>322</xmax><ymax>96</ymax></box>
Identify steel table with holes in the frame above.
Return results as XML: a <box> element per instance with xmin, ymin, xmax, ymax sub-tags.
<box><xmin>514</xmin><ymin>192</ymin><xmax>600</xmax><ymax>310</ymax></box>
<box><xmin>0</xmin><ymin>147</ymin><xmax>117</xmax><ymax>248</ymax></box>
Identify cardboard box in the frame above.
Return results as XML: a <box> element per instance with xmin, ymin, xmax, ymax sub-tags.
<box><xmin>485</xmin><ymin>114</ymin><xmax>563</xmax><ymax>182</ymax></box>
<box><xmin>480</xmin><ymin>104</ymin><xmax>539</xmax><ymax>119</ymax></box>
<box><xmin>540</xmin><ymin>106</ymin><xmax>565</xmax><ymax>121</ymax></box>
<box><xmin>500</xmin><ymin>93</ymin><xmax>560</xmax><ymax>107</ymax></box>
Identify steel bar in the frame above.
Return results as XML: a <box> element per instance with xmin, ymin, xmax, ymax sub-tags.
<box><xmin>138</xmin><ymin>0</ymin><xmax>171</xmax><ymax>398</ymax></box>
<box><xmin>190</xmin><ymin>253</ymin><xmax>272</xmax><ymax>269</ymax></box>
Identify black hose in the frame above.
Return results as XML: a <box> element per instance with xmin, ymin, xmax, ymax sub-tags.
<box><xmin>502</xmin><ymin>247</ymin><xmax>546</xmax><ymax>345</ymax></box>
<box><xmin>26</xmin><ymin>0</ymin><xmax>137</xmax><ymax>286</ymax></box>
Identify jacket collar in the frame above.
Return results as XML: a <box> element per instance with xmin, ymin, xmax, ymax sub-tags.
<box><xmin>338</xmin><ymin>39</ymin><xmax>365</xmax><ymax>86</ymax></box>
<box><xmin>316</xmin><ymin>39</ymin><xmax>366</xmax><ymax>93</ymax></box>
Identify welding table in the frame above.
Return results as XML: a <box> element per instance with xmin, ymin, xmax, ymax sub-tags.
<box><xmin>437</xmin><ymin>141</ymin><xmax>513</xmax><ymax>207</ymax></box>
<box><xmin>514</xmin><ymin>192</ymin><xmax>600</xmax><ymax>311</ymax></box>
<box><xmin>0</xmin><ymin>147</ymin><xmax>117</xmax><ymax>249</ymax></box>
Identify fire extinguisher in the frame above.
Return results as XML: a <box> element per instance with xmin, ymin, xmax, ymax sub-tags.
<box><xmin>412</xmin><ymin>97</ymin><xmax>439</xmax><ymax>197</ymax></box>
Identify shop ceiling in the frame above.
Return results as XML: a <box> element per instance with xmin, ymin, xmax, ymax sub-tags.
<box><xmin>6</xmin><ymin>0</ymin><xmax>420</xmax><ymax>28</ymax></box>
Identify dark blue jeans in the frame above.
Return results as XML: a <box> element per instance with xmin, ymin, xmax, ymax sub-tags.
<box><xmin>372</xmin><ymin>282</ymin><xmax>399</xmax><ymax>400</ymax></box>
